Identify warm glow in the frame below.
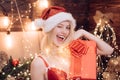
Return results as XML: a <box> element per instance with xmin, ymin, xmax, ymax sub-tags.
<box><xmin>0</xmin><ymin>16</ymin><xmax>10</xmax><ymax>28</ymax></box>
<box><xmin>31</xmin><ymin>21</ymin><xmax>36</xmax><ymax>30</ymax></box>
<box><xmin>3</xmin><ymin>17</ymin><xmax>10</xmax><ymax>27</ymax></box>
<box><xmin>24</xmin><ymin>21</ymin><xmax>37</xmax><ymax>31</ymax></box>
<box><xmin>97</xmin><ymin>19</ymin><xmax>101</xmax><ymax>25</ymax></box>
<box><xmin>58</xmin><ymin>46</ymin><xmax>64</xmax><ymax>53</ymax></box>
<box><xmin>5</xmin><ymin>35</ymin><xmax>13</xmax><ymax>49</ymax></box>
<box><xmin>45</xmin><ymin>48</ymin><xmax>50</xmax><ymax>54</ymax></box>
<box><xmin>38</xmin><ymin>0</ymin><xmax>49</xmax><ymax>9</ymax></box>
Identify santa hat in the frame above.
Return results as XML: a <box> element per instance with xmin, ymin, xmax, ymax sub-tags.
<box><xmin>34</xmin><ymin>6</ymin><xmax>76</xmax><ymax>32</ymax></box>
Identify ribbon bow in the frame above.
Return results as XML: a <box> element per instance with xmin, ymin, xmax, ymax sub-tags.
<box><xmin>69</xmin><ymin>39</ymin><xmax>89</xmax><ymax>58</ymax></box>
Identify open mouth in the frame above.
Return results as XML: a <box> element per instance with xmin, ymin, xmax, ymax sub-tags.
<box><xmin>56</xmin><ymin>35</ymin><xmax>66</xmax><ymax>42</ymax></box>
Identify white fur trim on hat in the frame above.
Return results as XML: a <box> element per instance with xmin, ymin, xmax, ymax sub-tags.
<box><xmin>35</xmin><ymin>12</ymin><xmax>76</xmax><ymax>32</ymax></box>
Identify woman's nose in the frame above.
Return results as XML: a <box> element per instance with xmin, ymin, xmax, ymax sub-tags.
<box><xmin>61</xmin><ymin>27</ymin><xmax>68</xmax><ymax>34</ymax></box>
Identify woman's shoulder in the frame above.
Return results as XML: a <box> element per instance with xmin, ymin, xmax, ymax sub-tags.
<box><xmin>30</xmin><ymin>55</ymin><xmax>47</xmax><ymax>80</ymax></box>
<box><xmin>31</xmin><ymin>56</ymin><xmax>47</xmax><ymax>68</ymax></box>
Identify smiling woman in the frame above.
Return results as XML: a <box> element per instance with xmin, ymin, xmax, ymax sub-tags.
<box><xmin>51</xmin><ymin>21</ymin><xmax>71</xmax><ymax>46</ymax></box>
<box><xmin>30</xmin><ymin>6</ymin><xmax>113</xmax><ymax>80</ymax></box>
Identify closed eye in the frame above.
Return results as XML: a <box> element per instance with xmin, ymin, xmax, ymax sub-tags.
<box><xmin>57</xmin><ymin>25</ymin><xmax>63</xmax><ymax>28</ymax></box>
<box><xmin>66</xmin><ymin>25</ymin><xmax>71</xmax><ymax>30</ymax></box>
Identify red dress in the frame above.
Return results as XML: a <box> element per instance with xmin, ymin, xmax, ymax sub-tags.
<box><xmin>38</xmin><ymin>55</ymin><xmax>67</xmax><ymax>80</ymax></box>
<box><xmin>39</xmin><ymin>39</ymin><xmax>96</xmax><ymax>80</ymax></box>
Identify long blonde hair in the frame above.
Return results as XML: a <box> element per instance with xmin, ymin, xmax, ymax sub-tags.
<box><xmin>40</xmin><ymin>21</ymin><xmax>75</xmax><ymax>57</ymax></box>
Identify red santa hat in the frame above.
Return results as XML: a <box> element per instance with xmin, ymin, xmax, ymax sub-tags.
<box><xmin>34</xmin><ymin>6</ymin><xmax>76</xmax><ymax>32</ymax></box>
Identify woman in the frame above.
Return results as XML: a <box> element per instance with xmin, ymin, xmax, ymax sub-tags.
<box><xmin>30</xmin><ymin>6</ymin><xmax>113</xmax><ymax>80</ymax></box>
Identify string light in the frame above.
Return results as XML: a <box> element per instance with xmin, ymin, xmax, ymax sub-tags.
<box><xmin>0</xmin><ymin>16</ymin><xmax>10</xmax><ymax>28</ymax></box>
<box><xmin>38</xmin><ymin>0</ymin><xmax>49</xmax><ymax>9</ymax></box>
<box><xmin>94</xmin><ymin>17</ymin><xmax>120</xmax><ymax>79</ymax></box>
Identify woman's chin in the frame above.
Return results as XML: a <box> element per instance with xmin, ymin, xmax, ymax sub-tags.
<box><xmin>54</xmin><ymin>42</ymin><xmax>64</xmax><ymax>47</ymax></box>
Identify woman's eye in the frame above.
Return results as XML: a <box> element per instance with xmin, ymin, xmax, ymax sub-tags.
<box><xmin>57</xmin><ymin>25</ymin><xmax>62</xmax><ymax>28</ymax></box>
<box><xmin>66</xmin><ymin>26</ymin><xmax>70</xmax><ymax>30</ymax></box>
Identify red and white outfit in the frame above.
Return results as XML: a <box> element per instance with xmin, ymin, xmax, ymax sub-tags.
<box><xmin>34</xmin><ymin>6</ymin><xmax>97</xmax><ymax>80</ymax></box>
<box><xmin>38</xmin><ymin>39</ymin><xmax>96</xmax><ymax>80</ymax></box>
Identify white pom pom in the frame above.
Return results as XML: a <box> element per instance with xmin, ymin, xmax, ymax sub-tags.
<box><xmin>34</xmin><ymin>19</ymin><xmax>45</xmax><ymax>28</ymax></box>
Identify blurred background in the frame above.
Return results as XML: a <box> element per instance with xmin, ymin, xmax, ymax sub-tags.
<box><xmin>0</xmin><ymin>0</ymin><xmax>120</xmax><ymax>80</ymax></box>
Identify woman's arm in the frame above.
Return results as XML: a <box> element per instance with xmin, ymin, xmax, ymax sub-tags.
<box><xmin>30</xmin><ymin>57</ymin><xmax>47</xmax><ymax>80</ymax></box>
<box><xmin>74</xmin><ymin>29</ymin><xmax>114</xmax><ymax>55</ymax></box>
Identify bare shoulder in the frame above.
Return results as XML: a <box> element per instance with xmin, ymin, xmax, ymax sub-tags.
<box><xmin>31</xmin><ymin>56</ymin><xmax>46</xmax><ymax>68</ymax></box>
<box><xmin>30</xmin><ymin>56</ymin><xmax>47</xmax><ymax>80</ymax></box>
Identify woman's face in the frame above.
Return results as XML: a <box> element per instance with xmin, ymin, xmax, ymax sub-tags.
<box><xmin>51</xmin><ymin>21</ymin><xmax>71</xmax><ymax>47</ymax></box>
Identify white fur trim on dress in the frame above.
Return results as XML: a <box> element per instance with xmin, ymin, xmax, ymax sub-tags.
<box><xmin>35</xmin><ymin>12</ymin><xmax>76</xmax><ymax>32</ymax></box>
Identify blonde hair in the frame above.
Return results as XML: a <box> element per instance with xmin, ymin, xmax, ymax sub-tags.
<box><xmin>40</xmin><ymin>21</ymin><xmax>75</xmax><ymax>56</ymax></box>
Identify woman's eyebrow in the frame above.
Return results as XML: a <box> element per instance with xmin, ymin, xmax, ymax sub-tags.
<box><xmin>58</xmin><ymin>23</ymin><xmax>63</xmax><ymax>26</ymax></box>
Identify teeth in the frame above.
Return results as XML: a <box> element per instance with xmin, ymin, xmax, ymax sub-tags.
<box><xmin>58</xmin><ymin>35</ymin><xmax>65</xmax><ymax>40</ymax></box>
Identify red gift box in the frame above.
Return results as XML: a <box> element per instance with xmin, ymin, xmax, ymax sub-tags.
<box><xmin>69</xmin><ymin>39</ymin><xmax>97</xmax><ymax>79</ymax></box>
